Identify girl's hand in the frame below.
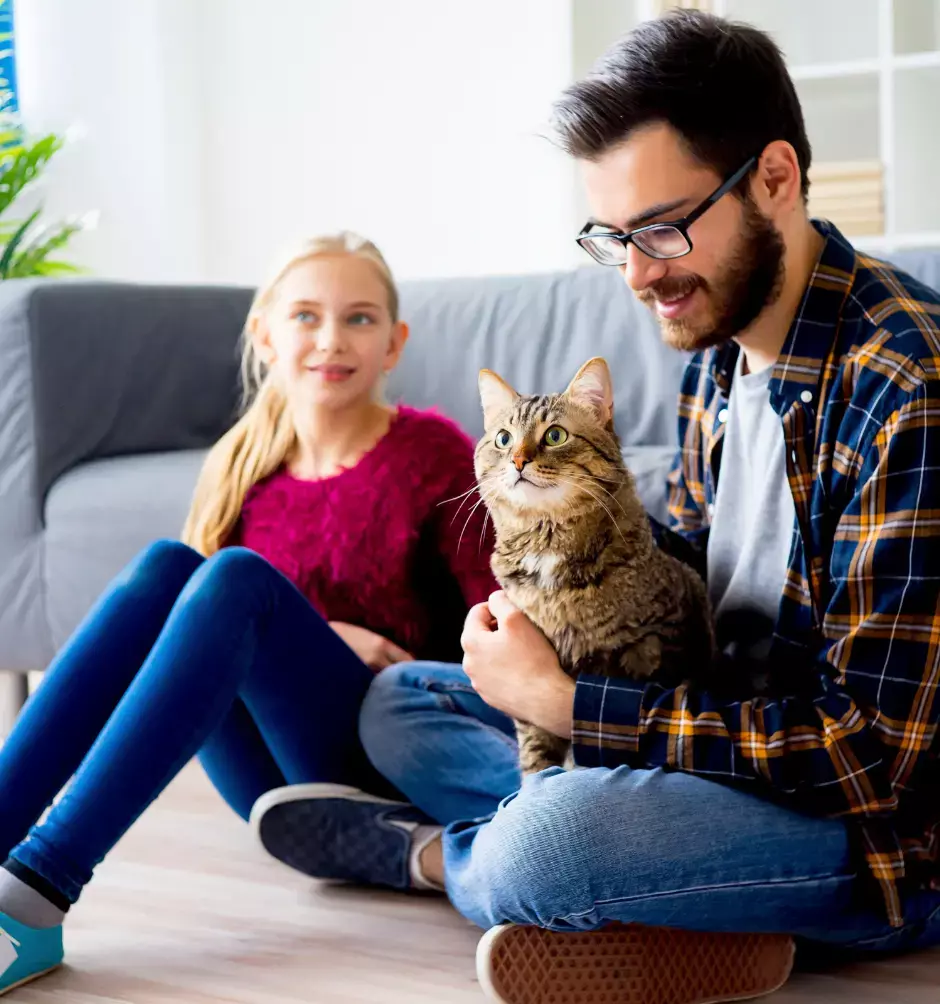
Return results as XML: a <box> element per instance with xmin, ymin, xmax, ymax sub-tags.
<box><xmin>329</xmin><ymin>622</ymin><xmax>413</xmax><ymax>672</ymax></box>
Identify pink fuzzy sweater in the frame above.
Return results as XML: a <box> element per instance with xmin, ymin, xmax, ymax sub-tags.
<box><xmin>233</xmin><ymin>407</ymin><xmax>496</xmax><ymax>661</ymax></box>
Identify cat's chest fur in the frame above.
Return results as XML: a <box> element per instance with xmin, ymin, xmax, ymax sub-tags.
<box><xmin>493</xmin><ymin>540</ymin><xmax>660</xmax><ymax>674</ymax></box>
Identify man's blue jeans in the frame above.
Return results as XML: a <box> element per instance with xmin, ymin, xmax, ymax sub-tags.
<box><xmin>360</xmin><ymin>661</ymin><xmax>940</xmax><ymax>955</ymax></box>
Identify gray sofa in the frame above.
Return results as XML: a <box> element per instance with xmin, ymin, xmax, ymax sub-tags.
<box><xmin>2</xmin><ymin>250</ymin><xmax>940</xmax><ymax>720</ymax></box>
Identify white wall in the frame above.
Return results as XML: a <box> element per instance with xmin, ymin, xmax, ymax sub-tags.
<box><xmin>15</xmin><ymin>0</ymin><xmax>207</xmax><ymax>282</ymax></box>
<box><xmin>199</xmin><ymin>0</ymin><xmax>579</xmax><ymax>283</ymax></box>
<box><xmin>15</xmin><ymin>0</ymin><xmax>582</xmax><ymax>284</ymax></box>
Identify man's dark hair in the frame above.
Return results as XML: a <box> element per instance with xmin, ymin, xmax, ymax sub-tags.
<box><xmin>553</xmin><ymin>10</ymin><xmax>812</xmax><ymax>200</ymax></box>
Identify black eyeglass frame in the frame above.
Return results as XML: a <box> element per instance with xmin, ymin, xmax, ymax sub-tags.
<box><xmin>576</xmin><ymin>155</ymin><xmax>759</xmax><ymax>263</ymax></box>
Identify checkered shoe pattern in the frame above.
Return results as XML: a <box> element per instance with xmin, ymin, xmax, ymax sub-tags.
<box><xmin>252</xmin><ymin>784</ymin><xmax>432</xmax><ymax>890</ymax></box>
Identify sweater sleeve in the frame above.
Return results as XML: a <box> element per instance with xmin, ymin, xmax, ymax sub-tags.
<box><xmin>422</xmin><ymin>416</ymin><xmax>498</xmax><ymax>608</ymax></box>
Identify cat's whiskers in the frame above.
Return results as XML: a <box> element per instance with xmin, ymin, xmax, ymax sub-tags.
<box><xmin>443</xmin><ymin>475</ymin><xmax>501</xmax><ymax>527</ymax></box>
<box><xmin>457</xmin><ymin>490</ymin><xmax>497</xmax><ymax>553</ymax></box>
<box><xmin>577</xmin><ymin>471</ymin><xmax>624</xmax><ymax>485</ymax></box>
<box><xmin>438</xmin><ymin>484</ymin><xmax>485</xmax><ymax>507</ymax></box>
<box><xmin>567</xmin><ymin>473</ymin><xmax>631</xmax><ymax>521</ymax></box>
<box><xmin>478</xmin><ymin>508</ymin><xmax>492</xmax><ymax>555</ymax></box>
<box><xmin>549</xmin><ymin>474</ymin><xmax>628</xmax><ymax>548</ymax></box>
<box><xmin>443</xmin><ymin>471</ymin><xmax>501</xmax><ymax>505</ymax></box>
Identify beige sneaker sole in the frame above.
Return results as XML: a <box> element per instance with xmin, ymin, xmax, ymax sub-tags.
<box><xmin>476</xmin><ymin>923</ymin><xmax>794</xmax><ymax>1004</ymax></box>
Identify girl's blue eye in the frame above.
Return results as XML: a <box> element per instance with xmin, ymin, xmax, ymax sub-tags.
<box><xmin>544</xmin><ymin>425</ymin><xmax>569</xmax><ymax>447</ymax></box>
<box><xmin>293</xmin><ymin>310</ymin><xmax>317</xmax><ymax>324</ymax></box>
<box><xmin>348</xmin><ymin>313</ymin><xmax>375</xmax><ymax>326</ymax></box>
<box><xmin>495</xmin><ymin>430</ymin><xmax>513</xmax><ymax>449</ymax></box>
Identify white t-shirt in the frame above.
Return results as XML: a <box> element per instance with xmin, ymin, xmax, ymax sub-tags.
<box><xmin>706</xmin><ymin>350</ymin><xmax>797</xmax><ymax>659</ymax></box>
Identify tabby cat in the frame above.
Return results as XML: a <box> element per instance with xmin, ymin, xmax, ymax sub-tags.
<box><xmin>475</xmin><ymin>357</ymin><xmax>714</xmax><ymax>775</ymax></box>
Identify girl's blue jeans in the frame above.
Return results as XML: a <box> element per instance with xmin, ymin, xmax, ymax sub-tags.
<box><xmin>0</xmin><ymin>540</ymin><xmax>384</xmax><ymax>903</ymax></box>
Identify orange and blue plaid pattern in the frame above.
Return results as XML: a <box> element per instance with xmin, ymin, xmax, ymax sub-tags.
<box><xmin>572</xmin><ymin>221</ymin><xmax>940</xmax><ymax>927</ymax></box>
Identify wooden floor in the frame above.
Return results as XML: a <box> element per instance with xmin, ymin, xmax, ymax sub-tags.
<box><xmin>13</xmin><ymin>762</ymin><xmax>940</xmax><ymax>1003</ymax></box>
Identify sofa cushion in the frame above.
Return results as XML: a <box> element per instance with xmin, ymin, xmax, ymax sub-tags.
<box><xmin>43</xmin><ymin>450</ymin><xmax>206</xmax><ymax>649</ymax></box>
<box><xmin>394</xmin><ymin>267</ymin><xmax>687</xmax><ymax>446</ymax></box>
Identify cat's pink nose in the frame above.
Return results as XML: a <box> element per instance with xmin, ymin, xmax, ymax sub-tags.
<box><xmin>512</xmin><ymin>453</ymin><xmax>530</xmax><ymax>472</ymax></box>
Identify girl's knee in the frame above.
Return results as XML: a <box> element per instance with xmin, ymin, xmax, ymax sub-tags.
<box><xmin>178</xmin><ymin>547</ymin><xmax>289</xmax><ymax>621</ymax></box>
<box><xmin>121</xmin><ymin>539</ymin><xmax>203</xmax><ymax>590</ymax></box>
<box><xmin>196</xmin><ymin>547</ymin><xmax>279</xmax><ymax>595</ymax></box>
<box><xmin>204</xmin><ymin>546</ymin><xmax>271</xmax><ymax>576</ymax></box>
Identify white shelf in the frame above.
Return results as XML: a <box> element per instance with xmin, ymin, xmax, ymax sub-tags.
<box><xmin>790</xmin><ymin>59</ymin><xmax>881</xmax><ymax>82</ymax></box>
<box><xmin>719</xmin><ymin>0</ymin><xmax>940</xmax><ymax>248</ymax></box>
<box><xmin>789</xmin><ymin>52</ymin><xmax>940</xmax><ymax>80</ymax></box>
<box><xmin>894</xmin><ymin>0</ymin><xmax>940</xmax><ymax>55</ymax></box>
<box><xmin>571</xmin><ymin>0</ymin><xmax>940</xmax><ymax>251</ymax></box>
<box><xmin>722</xmin><ymin>0</ymin><xmax>880</xmax><ymax>67</ymax></box>
<box><xmin>893</xmin><ymin>64</ymin><xmax>940</xmax><ymax>232</ymax></box>
<box><xmin>796</xmin><ymin>75</ymin><xmax>881</xmax><ymax>163</ymax></box>
<box><xmin>853</xmin><ymin>232</ymin><xmax>940</xmax><ymax>251</ymax></box>
<box><xmin>893</xmin><ymin>50</ymin><xmax>940</xmax><ymax>69</ymax></box>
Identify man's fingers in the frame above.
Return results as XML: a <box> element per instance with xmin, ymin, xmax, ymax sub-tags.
<box><xmin>465</xmin><ymin>601</ymin><xmax>496</xmax><ymax>631</ymax></box>
<box><xmin>487</xmin><ymin>589</ymin><xmax>522</xmax><ymax>626</ymax></box>
<box><xmin>461</xmin><ymin>602</ymin><xmax>497</xmax><ymax>652</ymax></box>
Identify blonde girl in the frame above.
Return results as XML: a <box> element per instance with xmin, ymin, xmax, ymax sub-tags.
<box><xmin>0</xmin><ymin>232</ymin><xmax>494</xmax><ymax>993</ymax></box>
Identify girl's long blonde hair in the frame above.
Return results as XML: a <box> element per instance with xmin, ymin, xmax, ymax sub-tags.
<box><xmin>181</xmin><ymin>231</ymin><xmax>400</xmax><ymax>556</ymax></box>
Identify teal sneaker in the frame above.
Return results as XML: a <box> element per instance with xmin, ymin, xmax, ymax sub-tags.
<box><xmin>0</xmin><ymin>911</ymin><xmax>63</xmax><ymax>995</ymax></box>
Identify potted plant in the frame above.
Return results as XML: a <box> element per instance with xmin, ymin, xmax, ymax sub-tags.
<box><xmin>0</xmin><ymin>1</ymin><xmax>88</xmax><ymax>279</ymax></box>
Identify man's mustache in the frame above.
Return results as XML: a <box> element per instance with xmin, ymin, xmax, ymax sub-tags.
<box><xmin>637</xmin><ymin>275</ymin><xmax>705</xmax><ymax>305</ymax></box>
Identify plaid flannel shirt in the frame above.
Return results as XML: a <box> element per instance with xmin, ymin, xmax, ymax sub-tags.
<box><xmin>572</xmin><ymin>221</ymin><xmax>940</xmax><ymax>927</ymax></box>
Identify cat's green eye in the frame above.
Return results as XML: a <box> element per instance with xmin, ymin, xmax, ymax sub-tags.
<box><xmin>543</xmin><ymin>425</ymin><xmax>569</xmax><ymax>447</ymax></box>
<box><xmin>495</xmin><ymin>429</ymin><xmax>513</xmax><ymax>450</ymax></box>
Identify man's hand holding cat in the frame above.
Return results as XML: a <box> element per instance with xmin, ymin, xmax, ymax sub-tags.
<box><xmin>461</xmin><ymin>591</ymin><xmax>575</xmax><ymax>738</ymax></box>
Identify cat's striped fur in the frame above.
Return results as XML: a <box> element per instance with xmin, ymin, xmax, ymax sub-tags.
<box><xmin>475</xmin><ymin>357</ymin><xmax>714</xmax><ymax>775</ymax></box>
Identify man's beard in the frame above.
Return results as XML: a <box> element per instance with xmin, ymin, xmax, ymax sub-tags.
<box><xmin>638</xmin><ymin>198</ymin><xmax>786</xmax><ymax>352</ymax></box>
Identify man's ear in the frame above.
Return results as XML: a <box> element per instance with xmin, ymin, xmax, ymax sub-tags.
<box><xmin>753</xmin><ymin>140</ymin><xmax>804</xmax><ymax>215</ymax></box>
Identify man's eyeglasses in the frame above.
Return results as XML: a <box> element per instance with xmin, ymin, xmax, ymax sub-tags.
<box><xmin>576</xmin><ymin>156</ymin><xmax>758</xmax><ymax>265</ymax></box>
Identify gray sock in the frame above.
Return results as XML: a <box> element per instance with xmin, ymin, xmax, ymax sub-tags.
<box><xmin>0</xmin><ymin>870</ymin><xmax>66</xmax><ymax>929</ymax></box>
<box><xmin>408</xmin><ymin>824</ymin><xmax>445</xmax><ymax>892</ymax></box>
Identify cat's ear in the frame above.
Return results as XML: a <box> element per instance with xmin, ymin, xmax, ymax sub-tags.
<box><xmin>565</xmin><ymin>357</ymin><xmax>614</xmax><ymax>425</ymax></box>
<box><xmin>479</xmin><ymin>369</ymin><xmax>519</xmax><ymax>426</ymax></box>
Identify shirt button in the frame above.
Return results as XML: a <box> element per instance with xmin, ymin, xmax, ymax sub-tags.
<box><xmin>800</xmin><ymin>390</ymin><xmax>813</xmax><ymax>404</ymax></box>
<box><xmin>717</xmin><ymin>408</ymin><xmax>729</xmax><ymax>423</ymax></box>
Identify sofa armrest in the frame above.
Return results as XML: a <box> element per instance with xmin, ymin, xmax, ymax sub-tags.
<box><xmin>0</xmin><ymin>281</ymin><xmax>50</xmax><ymax>668</ymax></box>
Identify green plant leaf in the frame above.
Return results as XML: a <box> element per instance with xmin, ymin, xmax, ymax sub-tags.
<box><xmin>30</xmin><ymin>259</ymin><xmax>84</xmax><ymax>276</ymax></box>
<box><xmin>0</xmin><ymin>134</ymin><xmax>64</xmax><ymax>218</ymax></box>
<box><xmin>0</xmin><ymin>206</ymin><xmax>40</xmax><ymax>277</ymax></box>
<box><xmin>6</xmin><ymin>220</ymin><xmax>82</xmax><ymax>278</ymax></box>
<box><xmin>0</xmin><ymin>101</ymin><xmax>91</xmax><ymax>277</ymax></box>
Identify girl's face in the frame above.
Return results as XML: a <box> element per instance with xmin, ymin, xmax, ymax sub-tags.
<box><xmin>254</xmin><ymin>254</ymin><xmax>408</xmax><ymax>412</ymax></box>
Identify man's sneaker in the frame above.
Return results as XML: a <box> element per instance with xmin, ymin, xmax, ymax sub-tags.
<box><xmin>250</xmin><ymin>783</ymin><xmax>434</xmax><ymax>890</ymax></box>
<box><xmin>0</xmin><ymin>911</ymin><xmax>63</xmax><ymax>996</ymax></box>
<box><xmin>476</xmin><ymin>923</ymin><xmax>794</xmax><ymax>1004</ymax></box>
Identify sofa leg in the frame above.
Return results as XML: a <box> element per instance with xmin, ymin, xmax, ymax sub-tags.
<box><xmin>0</xmin><ymin>672</ymin><xmax>29</xmax><ymax>739</ymax></box>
